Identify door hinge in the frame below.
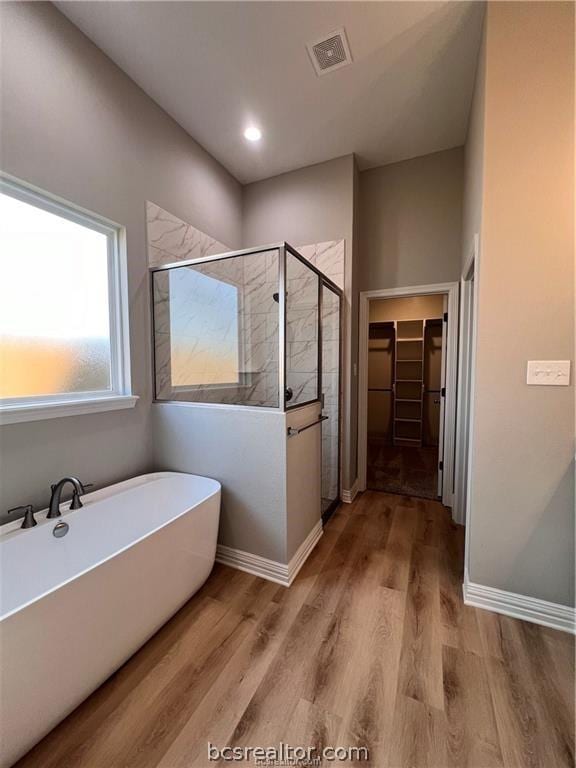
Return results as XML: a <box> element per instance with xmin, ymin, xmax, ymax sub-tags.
<box><xmin>443</xmin><ymin>312</ymin><xmax>448</xmax><ymax>322</ymax></box>
<box><xmin>441</xmin><ymin>387</ymin><xmax>446</xmax><ymax>397</ymax></box>
<box><xmin>439</xmin><ymin>460</ymin><xmax>444</xmax><ymax>471</ymax></box>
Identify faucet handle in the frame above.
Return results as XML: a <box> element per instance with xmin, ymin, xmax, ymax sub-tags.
<box><xmin>70</xmin><ymin>483</ymin><xmax>93</xmax><ymax>510</ymax></box>
<box><xmin>8</xmin><ymin>505</ymin><xmax>37</xmax><ymax>529</ymax></box>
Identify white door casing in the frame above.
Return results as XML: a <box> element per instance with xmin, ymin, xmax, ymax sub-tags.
<box><xmin>358</xmin><ymin>282</ymin><xmax>459</xmax><ymax>512</ymax></box>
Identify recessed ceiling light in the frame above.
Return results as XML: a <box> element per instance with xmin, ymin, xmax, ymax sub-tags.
<box><xmin>244</xmin><ymin>127</ymin><xmax>262</xmax><ymax>142</ymax></box>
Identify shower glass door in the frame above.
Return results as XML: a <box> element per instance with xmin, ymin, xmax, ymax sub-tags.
<box><xmin>320</xmin><ymin>282</ymin><xmax>341</xmax><ymax>520</ymax></box>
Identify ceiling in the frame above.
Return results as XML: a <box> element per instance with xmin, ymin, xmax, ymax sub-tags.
<box><xmin>56</xmin><ymin>1</ymin><xmax>485</xmax><ymax>184</ymax></box>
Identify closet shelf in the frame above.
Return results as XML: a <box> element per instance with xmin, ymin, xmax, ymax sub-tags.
<box><xmin>393</xmin><ymin>318</ymin><xmax>425</xmax><ymax>447</ymax></box>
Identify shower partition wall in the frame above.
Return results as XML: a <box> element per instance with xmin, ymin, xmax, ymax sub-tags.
<box><xmin>150</xmin><ymin>243</ymin><xmax>343</xmax><ymax>569</ymax></box>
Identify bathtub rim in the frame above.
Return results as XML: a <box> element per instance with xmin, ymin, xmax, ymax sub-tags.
<box><xmin>0</xmin><ymin>471</ymin><xmax>221</xmax><ymax>622</ymax></box>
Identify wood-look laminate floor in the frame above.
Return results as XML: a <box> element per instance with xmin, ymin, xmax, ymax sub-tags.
<box><xmin>17</xmin><ymin>493</ymin><xmax>575</xmax><ymax>768</ymax></box>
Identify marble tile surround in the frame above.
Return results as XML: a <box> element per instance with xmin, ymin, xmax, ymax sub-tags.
<box><xmin>320</xmin><ymin>289</ymin><xmax>341</xmax><ymax>503</ymax></box>
<box><xmin>285</xmin><ymin>241</ymin><xmax>343</xmax><ymax>412</ymax></box>
<box><xmin>147</xmin><ymin>202</ymin><xmax>343</xmax><ymax>423</ymax></box>
<box><xmin>153</xmin><ymin>252</ymin><xmax>280</xmax><ymax>407</ymax></box>
<box><xmin>147</xmin><ymin>202</ymin><xmax>229</xmax><ymax>267</ymax></box>
<box><xmin>295</xmin><ymin>240</ymin><xmax>345</xmax><ymax>292</ymax></box>
<box><xmin>147</xmin><ymin>200</ymin><xmax>344</xmax><ymax>288</ymax></box>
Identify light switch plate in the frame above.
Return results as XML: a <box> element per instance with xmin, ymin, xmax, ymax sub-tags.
<box><xmin>527</xmin><ymin>360</ymin><xmax>571</xmax><ymax>386</ymax></box>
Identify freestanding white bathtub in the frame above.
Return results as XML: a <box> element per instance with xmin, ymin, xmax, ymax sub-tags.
<box><xmin>0</xmin><ymin>471</ymin><xmax>221</xmax><ymax>768</ymax></box>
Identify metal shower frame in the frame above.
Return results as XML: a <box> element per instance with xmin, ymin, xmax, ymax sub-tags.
<box><xmin>149</xmin><ymin>241</ymin><xmax>343</xmax><ymax>413</ymax></box>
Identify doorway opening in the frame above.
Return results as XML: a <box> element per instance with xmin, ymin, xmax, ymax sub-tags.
<box><xmin>358</xmin><ymin>283</ymin><xmax>459</xmax><ymax>510</ymax></box>
<box><xmin>365</xmin><ymin>295</ymin><xmax>445</xmax><ymax>499</ymax></box>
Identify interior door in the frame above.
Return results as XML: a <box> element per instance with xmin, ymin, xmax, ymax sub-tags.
<box><xmin>437</xmin><ymin>295</ymin><xmax>448</xmax><ymax>498</ymax></box>
<box><xmin>320</xmin><ymin>282</ymin><xmax>341</xmax><ymax>521</ymax></box>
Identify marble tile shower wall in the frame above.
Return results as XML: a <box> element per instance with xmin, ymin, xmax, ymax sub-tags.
<box><xmin>296</xmin><ymin>241</ymin><xmax>344</xmax><ymax>292</ymax></box>
<box><xmin>149</xmin><ymin>210</ymin><xmax>278</xmax><ymax>406</ymax></box>
<box><xmin>241</xmin><ymin>250</ymin><xmax>280</xmax><ymax>406</ymax></box>
<box><xmin>153</xmin><ymin>256</ymin><xmax>279</xmax><ymax>406</ymax></box>
<box><xmin>147</xmin><ymin>203</ymin><xmax>344</xmax><ymax>415</ymax></box>
<box><xmin>286</xmin><ymin>242</ymin><xmax>344</xmax><ymax>408</ymax></box>
<box><xmin>147</xmin><ymin>202</ymin><xmax>229</xmax><ymax>267</ymax></box>
<box><xmin>285</xmin><ymin>255</ymin><xmax>318</xmax><ymax>407</ymax></box>
<box><xmin>320</xmin><ymin>294</ymin><xmax>341</xmax><ymax>503</ymax></box>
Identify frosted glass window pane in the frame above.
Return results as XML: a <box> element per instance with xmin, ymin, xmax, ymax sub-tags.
<box><xmin>0</xmin><ymin>192</ymin><xmax>112</xmax><ymax>399</ymax></box>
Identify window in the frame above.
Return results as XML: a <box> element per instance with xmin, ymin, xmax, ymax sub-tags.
<box><xmin>0</xmin><ymin>177</ymin><xmax>136</xmax><ymax>423</ymax></box>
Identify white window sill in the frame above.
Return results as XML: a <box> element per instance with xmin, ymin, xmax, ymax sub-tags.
<box><xmin>0</xmin><ymin>395</ymin><xmax>139</xmax><ymax>425</ymax></box>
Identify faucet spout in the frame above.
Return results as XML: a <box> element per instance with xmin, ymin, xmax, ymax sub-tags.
<box><xmin>47</xmin><ymin>477</ymin><xmax>85</xmax><ymax>519</ymax></box>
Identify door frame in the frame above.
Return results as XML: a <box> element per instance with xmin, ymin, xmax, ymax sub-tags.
<box><xmin>358</xmin><ymin>282</ymin><xmax>459</xmax><ymax>511</ymax></box>
<box><xmin>455</xmin><ymin>236</ymin><xmax>480</xmax><ymax>569</ymax></box>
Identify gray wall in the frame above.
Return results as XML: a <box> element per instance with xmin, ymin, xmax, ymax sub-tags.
<box><xmin>153</xmin><ymin>401</ymin><xmax>323</xmax><ymax>564</ymax></box>
<box><xmin>466</xmin><ymin>1</ymin><xmax>575</xmax><ymax>606</ymax></box>
<box><xmin>152</xmin><ymin>404</ymin><xmax>287</xmax><ymax>562</ymax></box>
<box><xmin>461</xmin><ymin>24</ymin><xmax>485</xmax><ymax>268</ymax></box>
<box><xmin>359</xmin><ymin>148</ymin><xmax>464</xmax><ymax>291</ymax></box>
<box><xmin>0</xmin><ymin>2</ymin><xmax>242</xmax><ymax>515</ymax></box>
<box><xmin>242</xmin><ymin>155</ymin><xmax>355</xmax><ymax>250</ymax></box>
<box><xmin>242</xmin><ymin>155</ymin><xmax>359</xmax><ymax>490</ymax></box>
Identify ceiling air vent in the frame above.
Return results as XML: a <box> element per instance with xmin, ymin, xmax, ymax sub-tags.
<box><xmin>307</xmin><ymin>28</ymin><xmax>352</xmax><ymax>77</ymax></box>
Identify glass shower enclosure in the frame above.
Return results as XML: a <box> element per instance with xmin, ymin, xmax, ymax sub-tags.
<box><xmin>151</xmin><ymin>242</ymin><xmax>342</xmax><ymax>516</ymax></box>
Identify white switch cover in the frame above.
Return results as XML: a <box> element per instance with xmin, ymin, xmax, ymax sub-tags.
<box><xmin>527</xmin><ymin>360</ymin><xmax>571</xmax><ymax>386</ymax></box>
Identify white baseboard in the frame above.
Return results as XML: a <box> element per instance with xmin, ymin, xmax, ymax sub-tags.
<box><xmin>464</xmin><ymin>578</ymin><xmax>575</xmax><ymax>635</ymax></box>
<box><xmin>216</xmin><ymin>521</ymin><xmax>323</xmax><ymax>587</ymax></box>
<box><xmin>341</xmin><ymin>479</ymin><xmax>359</xmax><ymax>504</ymax></box>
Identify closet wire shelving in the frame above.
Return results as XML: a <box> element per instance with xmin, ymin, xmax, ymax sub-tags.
<box><xmin>393</xmin><ymin>319</ymin><xmax>425</xmax><ymax>447</ymax></box>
